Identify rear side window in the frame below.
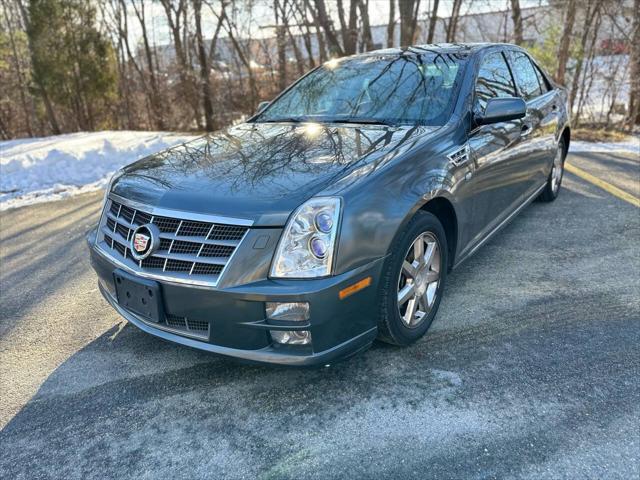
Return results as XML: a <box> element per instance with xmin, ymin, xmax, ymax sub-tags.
<box><xmin>532</xmin><ymin>63</ymin><xmax>551</xmax><ymax>94</ymax></box>
<box><xmin>474</xmin><ymin>52</ymin><xmax>516</xmax><ymax>112</ymax></box>
<box><xmin>509</xmin><ymin>51</ymin><xmax>543</xmax><ymax>101</ymax></box>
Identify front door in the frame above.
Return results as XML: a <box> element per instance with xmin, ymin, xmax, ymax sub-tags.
<box><xmin>460</xmin><ymin>50</ymin><xmax>527</xmax><ymax>256</ymax></box>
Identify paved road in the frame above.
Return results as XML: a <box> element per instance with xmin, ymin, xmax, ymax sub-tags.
<box><xmin>1</xmin><ymin>151</ymin><xmax>639</xmax><ymax>479</ymax></box>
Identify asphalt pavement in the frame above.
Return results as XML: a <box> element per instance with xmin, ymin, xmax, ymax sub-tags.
<box><xmin>1</xmin><ymin>150</ymin><xmax>638</xmax><ymax>479</ymax></box>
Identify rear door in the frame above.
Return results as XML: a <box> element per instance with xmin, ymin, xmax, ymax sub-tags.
<box><xmin>505</xmin><ymin>50</ymin><xmax>559</xmax><ymax>195</ymax></box>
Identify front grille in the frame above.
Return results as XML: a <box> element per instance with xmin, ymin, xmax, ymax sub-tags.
<box><xmin>97</xmin><ymin>197</ymin><xmax>250</xmax><ymax>285</ymax></box>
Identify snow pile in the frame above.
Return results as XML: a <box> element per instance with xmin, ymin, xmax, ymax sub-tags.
<box><xmin>0</xmin><ymin>131</ymin><xmax>198</xmax><ymax>210</ymax></box>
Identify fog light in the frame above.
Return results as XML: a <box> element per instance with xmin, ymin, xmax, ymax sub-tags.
<box><xmin>270</xmin><ymin>329</ymin><xmax>312</xmax><ymax>345</ymax></box>
<box><xmin>266</xmin><ymin>302</ymin><xmax>309</xmax><ymax>322</ymax></box>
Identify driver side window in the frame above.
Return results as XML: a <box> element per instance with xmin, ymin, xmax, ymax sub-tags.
<box><xmin>474</xmin><ymin>52</ymin><xmax>517</xmax><ymax>114</ymax></box>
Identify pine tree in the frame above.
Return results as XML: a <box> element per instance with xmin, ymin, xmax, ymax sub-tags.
<box><xmin>27</xmin><ymin>0</ymin><xmax>117</xmax><ymax>131</ymax></box>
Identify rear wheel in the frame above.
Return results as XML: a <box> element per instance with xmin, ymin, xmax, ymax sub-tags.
<box><xmin>539</xmin><ymin>138</ymin><xmax>566</xmax><ymax>202</ymax></box>
<box><xmin>377</xmin><ymin>211</ymin><xmax>448</xmax><ymax>346</ymax></box>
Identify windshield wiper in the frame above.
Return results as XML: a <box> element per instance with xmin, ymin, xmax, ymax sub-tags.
<box><xmin>324</xmin><ymin>118</ymin><xmax>396</xmax><ymax>126</ymax></box>
<box><xmin>258</xmin><ymin>117</ymin><xmax>306</xmax><ymax>123</ymax></box>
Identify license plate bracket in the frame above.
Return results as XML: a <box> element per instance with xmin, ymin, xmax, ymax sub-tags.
<box><xmin>114</xmin><ymin>269</ymin><xmax>164</xmax><ymax>323</ymax></box>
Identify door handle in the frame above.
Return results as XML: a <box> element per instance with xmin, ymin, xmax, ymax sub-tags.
<box><xmin>521</xmin><ymin>124</ymin><xmax>533</xmax><ymax>137</ymax></box>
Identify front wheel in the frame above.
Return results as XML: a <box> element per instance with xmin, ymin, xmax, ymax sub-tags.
<box><xmin>377</xmin><ymin>211</ymin><xmax>448</xmax><ymax>346</ymax></box>
<box><xmin>538</xmin><ymin>138</ymin><xmax>566</xmax><ymax>202</ymax></box>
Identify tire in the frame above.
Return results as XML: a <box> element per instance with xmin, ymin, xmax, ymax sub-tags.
<box><xmin>377</xmin><ymin>211</ymin><xmax>448</xmax><ymax>346</ymax></box>
<box><xmin>538</xmin><ymin>138</ymin><xmax>566</xmax><ymax>202</ymax></box>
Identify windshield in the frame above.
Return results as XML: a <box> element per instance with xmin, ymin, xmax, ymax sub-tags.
<box><xmin>255</xmin><ymin>52</ymin><xmax>467</xmax><ymax>126</ymax></box>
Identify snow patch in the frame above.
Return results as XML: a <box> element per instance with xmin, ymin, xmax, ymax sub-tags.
<box><xmin>569</xmin><ymin>139</ymin><xmax>639</xmax><ymax>154</ymax></box>
<box><xmin>0</xmin><ymin>131</ymin><xmax>198</xmax><ymax>211</ymax></box>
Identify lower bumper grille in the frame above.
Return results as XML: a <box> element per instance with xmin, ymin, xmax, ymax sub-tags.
<box><xmin>96</xmin><ymin>195</ymin><xmax>251</xmax><ymax>286</ymax></box>
<box><xmin>165</xmin><ymin>314</ymin><xmax>210</xmax><ymax>339</ymax></box>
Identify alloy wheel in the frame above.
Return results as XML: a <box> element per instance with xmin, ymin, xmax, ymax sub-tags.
<box><xmin>397</xmin><ymin>232</ymin><xmax>441</xmax><ymax>328</ymax></box>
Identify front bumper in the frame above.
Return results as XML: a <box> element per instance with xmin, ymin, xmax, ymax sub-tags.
<box><xmin>88</xmin><ymin>230</ymin><xmax>383</xmax><ymax>366</ymax></box>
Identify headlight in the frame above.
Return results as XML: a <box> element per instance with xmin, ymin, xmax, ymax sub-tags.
<box><xmin>270</xmin><ymin>197</ymin><xmax>341</xmax><ymax>278</ymax></box>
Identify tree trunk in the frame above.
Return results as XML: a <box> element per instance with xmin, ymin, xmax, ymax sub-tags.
<box><xmin>359</xmin><ymin>0</ymin><xmax>373</xmax><ymax>52</ymax></box>
<box><xmin>192</xmin><ymin>0</ymin><xmax>214</xmax><ymax>131</ymax></box>
<box><xmin>574</xmin><ymin>12</ymin><xmax>601</xmax><ymax>126</ymax></box>
<box><xmin>131</xmin><ymin>0</ymin><xmax>165</xmax><ymax>129</ymax></box>
<box><xmin>426</xmin><ymin>0</ymin><xmax>439</xmax><ymax>43</ymax></box>
<box><xmin>278</xmin><ymin>0</ymin><xmax>306</xmax><ymax>76</ymax></box>
<box><xmin>509</xmin><ymin>0</ymin><xmax>523</xmax><ymax>45</ymax></box>
<box><xmin>336</xmin><ymin>0</ymin><xmax>349</xmax><ymax>49</ymax></box>
<box><xmin>118</xmin><ymin>0</ymin><xmax>154</xmax><ymax>127</ymax></box>
<box><xmin>3</xmin><ymin>3</ymin><xmax>33</xmax><ymax>136</ymax></box>
<box><xmin>274</xmin><ymin>0</ymin><xmax>287</xmax><ymax>90</ymax></box>
<box><xmin>312</xmin><ymin>0</ymin><xmax>344</xmax><ymax>56</ymax></box>
<box><xmin>289</xmin><ymin>0</ymin><xmax>317</xmax><ymax>67</ymax></box>
<box><xmin>301</xmin><ymin>23</ymin><xmax>316</xmax><ymax>68</ymax></box>
<box><xmin>337</xmin><ymin>0</ymin><xmax>358</xmax><ymax>55</ymax></box>
<box><xmin>387</xmin><ymin>0</ymin><xmax>395</xmax><ymax>47</ymax></box>
<box><xmin>446</xmin><ymin>0</ymin><xmax>462</xmax><ymax>42</ymax></box>
<box><xmin>160</xmin><ymin>0</ymin><xmax>201</xmax><ymax>128</ymax></box>
<box><xmin>556</xmin><ymin>0</ymin><xmax>577</xmax><ymax>84</ymax></box>
<box><xmin>218</xmin><ymin>4</ymin><xmax>258</xmax><ymax>108</ymax></box>
<box><xmin>569</xmin><ymin>0</ymin><xmax>603</xmax><ymax>116</ymax></box>
<box><xmin>399</xmin><ymin>0</ymin><xmax>420</xmax><ymax>46</ymax></box>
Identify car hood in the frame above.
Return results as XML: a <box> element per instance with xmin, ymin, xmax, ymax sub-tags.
<box><xmin>112</xmin><ymin>122</ymin><xmax>438</xmax><ymax>226</ymax></box>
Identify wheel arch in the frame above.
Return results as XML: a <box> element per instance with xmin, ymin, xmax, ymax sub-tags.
<box><xmin>418</xmin><ymin>196</ymin><xmax>458</xmax><ymax>271</ymax></box>
<box><xmin>560</xmin><ymin>126</ymin><xmax>571</xmax><ymax>156</ymax></box>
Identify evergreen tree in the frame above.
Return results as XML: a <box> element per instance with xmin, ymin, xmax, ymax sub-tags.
<box><xmin>27</xmin><ymin>0</ymin><xmax>117</xmax><ymax>130</ymax></box>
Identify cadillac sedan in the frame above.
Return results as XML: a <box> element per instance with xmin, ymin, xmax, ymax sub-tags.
<box><xmin>87</xmin><ymin>43</ymin><xmax>570</xmax><ymax>365</ymax></box>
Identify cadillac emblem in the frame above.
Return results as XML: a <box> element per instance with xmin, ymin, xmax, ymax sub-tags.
<box><xmin>130</xmin><ymin>224</ymin><xmax>161</xmax><ymax>260</ymax></box>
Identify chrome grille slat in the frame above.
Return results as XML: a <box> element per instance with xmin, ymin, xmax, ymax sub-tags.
<box><xmin>96</xmin><ymin>197</ymin><xmax>250</xmax><ymax>286</ymax></box>
<box><xmin>148</xmin><ymin>251</ymin><xmax>228</xmax><ymax>265</ymax></box>
<box><xmin>102</xmin><ymin>228</ymin><xmax>129</xmax><ymax>248</ymax></box>
<box><xmin>155</xmin><ymin>231</ymin><xmax>240</xmax><ymax>247</ymax></box>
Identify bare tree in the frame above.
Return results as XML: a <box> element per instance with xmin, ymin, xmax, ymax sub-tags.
<box><xmin>399</xmin><ymin>0</ymin><xmax>420</xmax><ymax>46</ymax></box>
<box><xmin>426</xmin><ymin>0</ymin><xmax>439</xmax><ymax>44</ymax></box>
<box><xmin>626</xmin><ymin>0</ymin><xmax>640</xmax><ymax>125</ymax></box>
<box><xmin>574</xmin><ymin>11</ymin><xmax>602</xmax><ymax>125</ymax></box>
<box><xmin>569</xmin><ymin>0</ymin><xmax>604</xmax><ymax>118</ymax></box>
<box><xmin>510</xmin><ymin>0</ymin><xmax>523</xmax><ymax>45</ymax></box>
<box><xmin>556</xmin><ymin>0</ymin><xmax>577</xmax><ymax>84</ymax></box>
<box><xmin>192</xmin><ymin>0</ymin><xmax>215</xmax><ymax>130</ymax></box>
<box><xmin>446</xmin><ymin>0</ymin><xmax>463</xmax><ymax>43</ymax></box>
<box><xmin>160</xmin><ymin>0</ymin><xmax>202</xmax><ymax>128</ymax></box>
<box><xmin>2</xmin><ymin>0</ymin><xmax>34</xmax><ymax>136</ymax></box>
<box><xmin>387</xmin><ymin>0</ymin><xmax>395</xmax><ymax>47</ymax></box>
<box><xmin>311</xmin><ymin>0</ymin><xmax>344</xmax><ymax>56</ymax></box>
<box><xmin>290</xmin><ymin>0</ymin><xmax>317</xmax><ymax>67</ymax></box>
<box><xmin>131</xmin><ymin>0</ymin><xmax>165</xmax><ymax>129</ymax></box>
<box><xmin>359</xmin><ymin>0</ymin><xmax>374</xmax><ymax>52</ymax></box>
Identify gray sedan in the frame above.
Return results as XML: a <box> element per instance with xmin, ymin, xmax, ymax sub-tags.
<box><xmin>87</xmin><ymin>43</ymin><xmax>570</xmax><ymax>365</ymax></box>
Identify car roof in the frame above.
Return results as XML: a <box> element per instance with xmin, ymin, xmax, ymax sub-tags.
<box><xmin>353</xmin><ymin>42</ymin><xmax>517</xmax><ymax>59</ymax></box>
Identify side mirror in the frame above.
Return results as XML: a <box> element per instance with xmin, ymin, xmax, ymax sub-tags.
<box><xmin>257</xmin><ymin>101</ymin><xmax>270</xmax><ymax>113</ymax></box>
<box><xmin>476</xmin><ymin>97</ymin><xmax>526</xmax><ymax>126</ymax></box>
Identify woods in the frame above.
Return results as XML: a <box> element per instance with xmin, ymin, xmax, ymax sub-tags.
<box><xmin>0</xmin><ymin>0</ymin><xmax>637</xmax><ymax>140</ymax></box>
